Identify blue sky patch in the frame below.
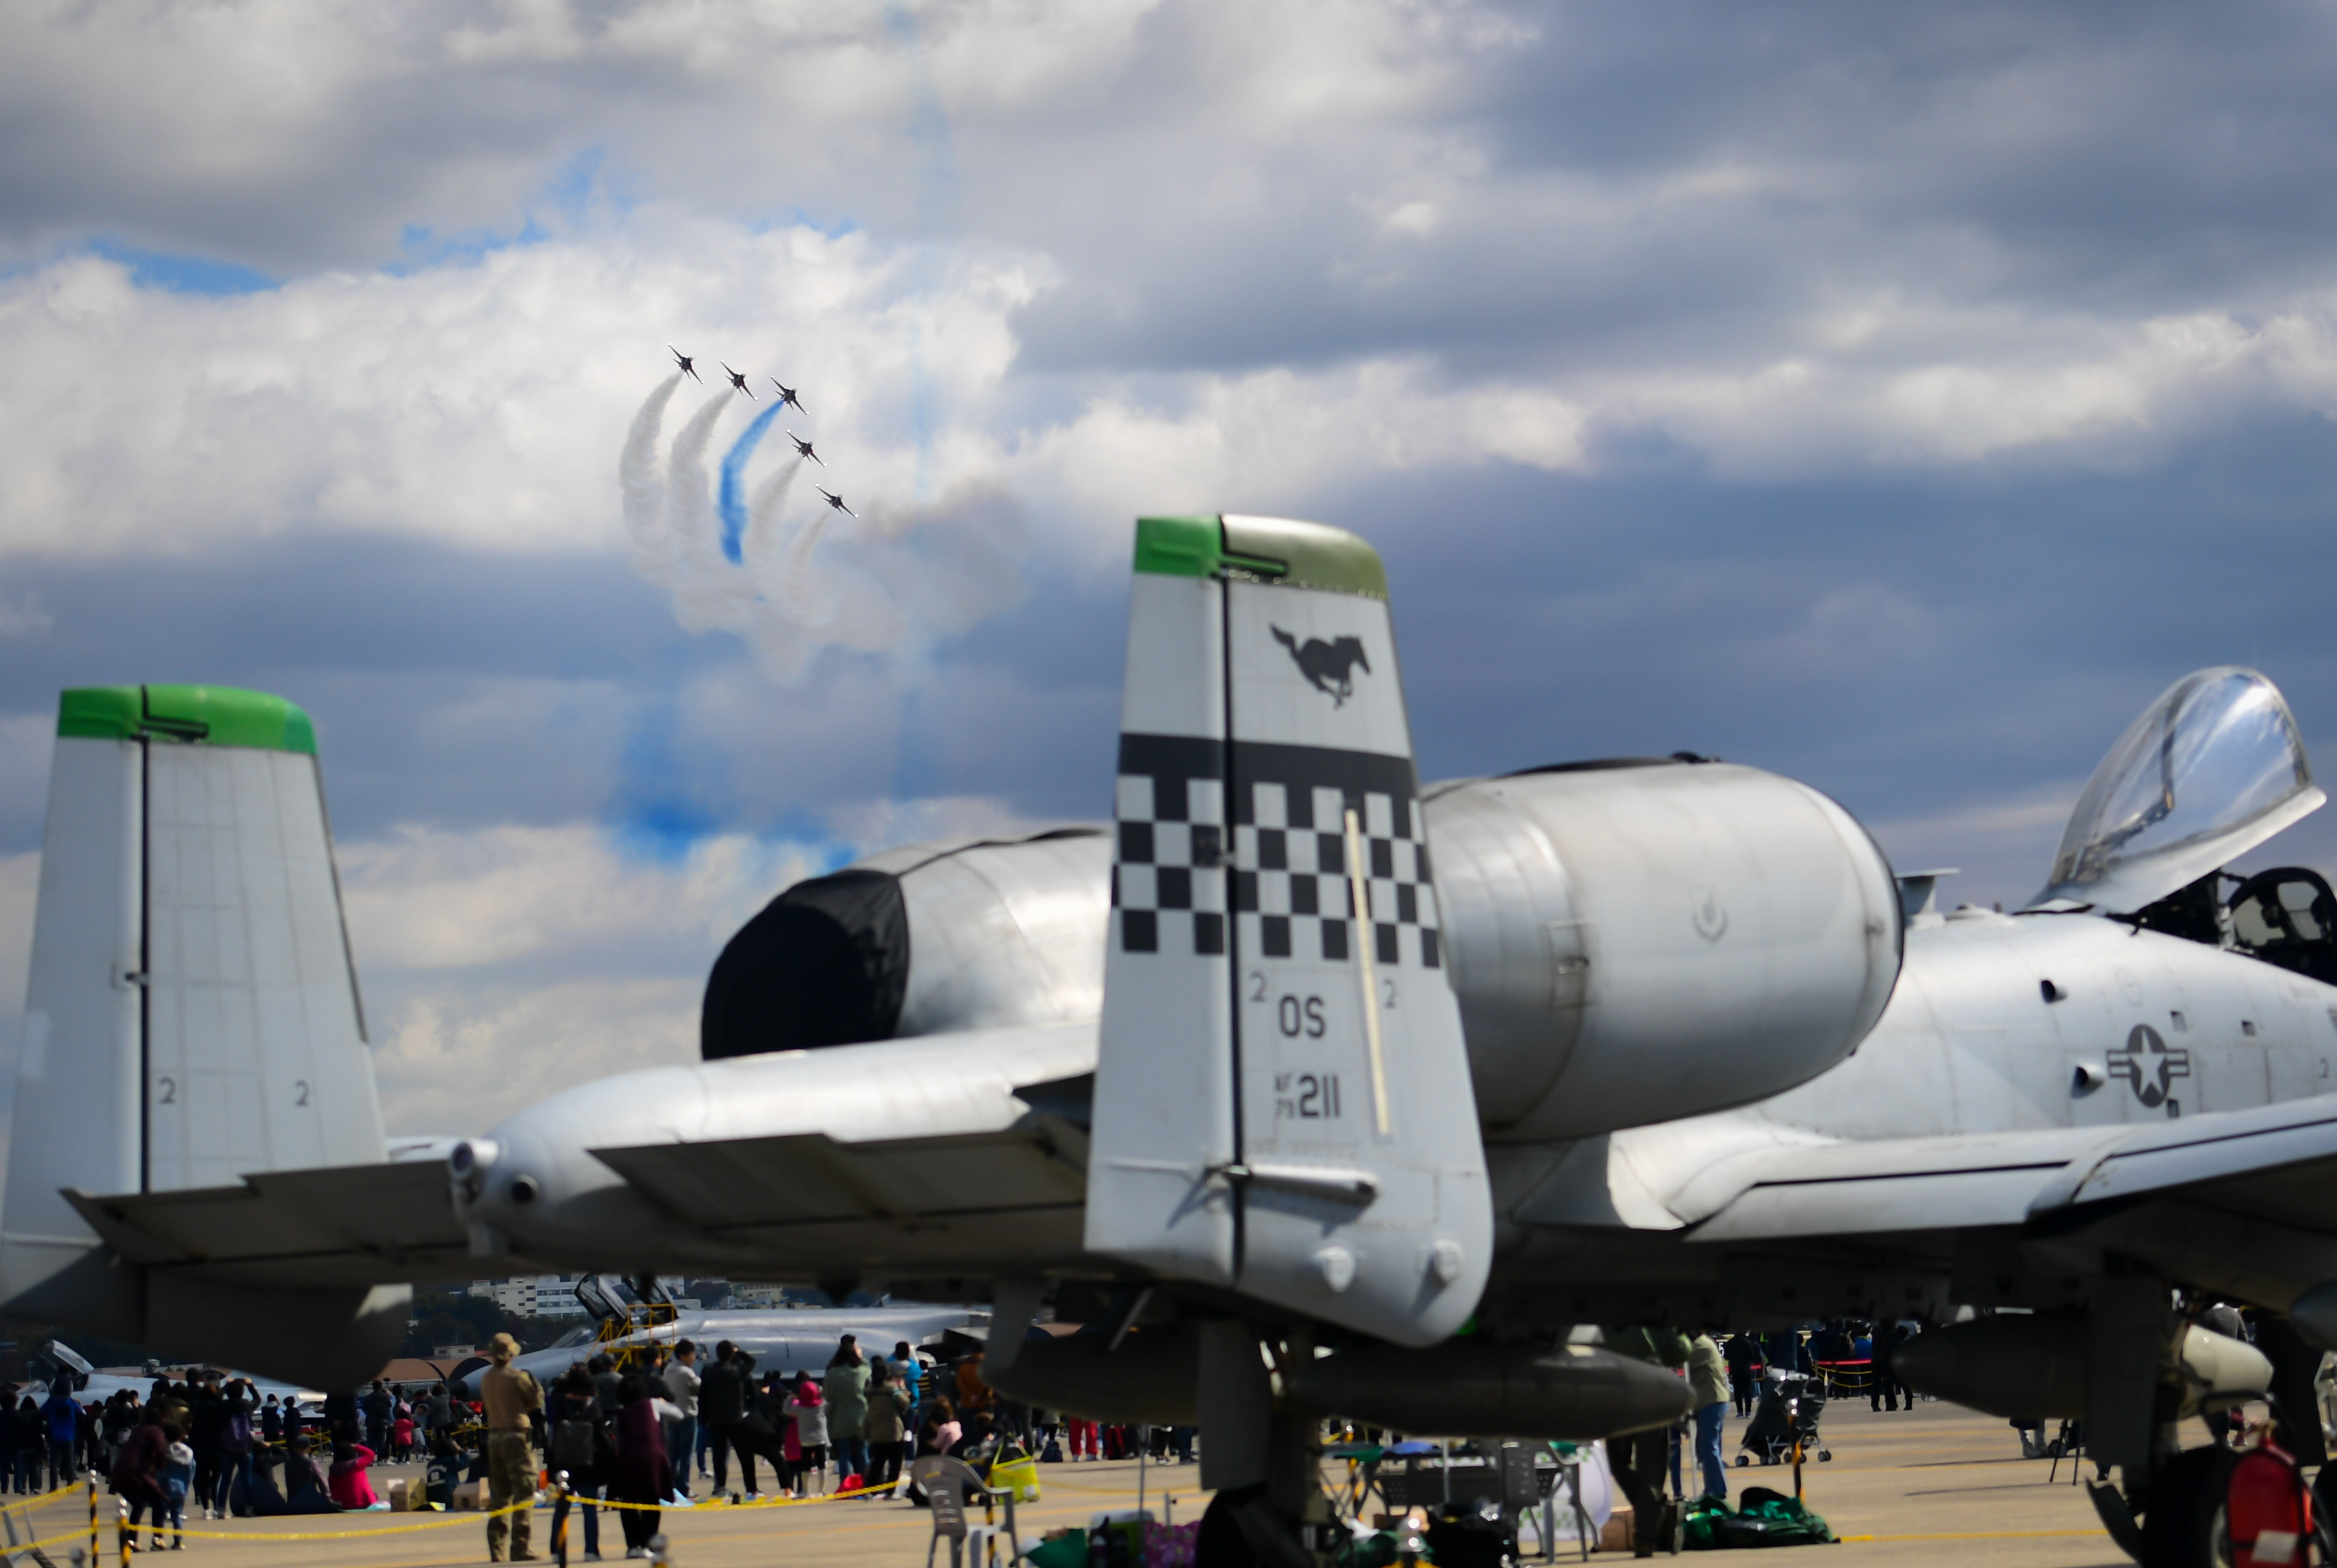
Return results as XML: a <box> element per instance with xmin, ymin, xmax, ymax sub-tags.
<box><xmin>82</xmin><ymin>237</ymin><xmax>278</xmax><ymax>296</ymax></box>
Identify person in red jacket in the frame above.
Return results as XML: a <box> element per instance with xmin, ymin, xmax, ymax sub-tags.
<box><xmin>2229</xmin><ymin>1414</ymin><xmax>2313</xmax><ymax>1568</ymax></box>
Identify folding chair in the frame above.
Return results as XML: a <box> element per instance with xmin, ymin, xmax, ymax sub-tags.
<box><xmin>910</xmin><ymin>1455</ymin><xmax>1023</xmax><ymax>1568</ymax></box>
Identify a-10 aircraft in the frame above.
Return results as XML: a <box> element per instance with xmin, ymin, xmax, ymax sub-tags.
<box><xmin>4</xmin><ymin>515</ymin><xmax>2335</xmax><ymax>1567</ymax></box>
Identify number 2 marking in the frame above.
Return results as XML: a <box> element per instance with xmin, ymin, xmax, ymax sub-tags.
<box><xmin>156</xmin><ymin>1077</ymin><xmax>176</xmax><ymax>1105</ymax></box>
<box><xmin>293</xmin><ymin>1080</ymin><xmax>311</xmax><ymax>1107</ymax></box>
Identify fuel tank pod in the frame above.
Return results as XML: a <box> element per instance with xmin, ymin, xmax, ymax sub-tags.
<box><xmin>1430</xmin><ymin>760</ymin><xmax>1902</xmax><ymax>1141</ymax></box>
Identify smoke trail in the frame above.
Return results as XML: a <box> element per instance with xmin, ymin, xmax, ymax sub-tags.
<box><xmin>778</xmin><ymin>511</ymin><xmax>835</xmax><ymax>625</ymax></box>
<box><xmin>740</xmin><ymin>457</ymin><xmax>804</xmax><ymax>589</ymax></box>
<box><xmin>717</xmin><ymin>401</ymin><xmax>788</xmax><ymax>565</ymax></box>
<box><xmin>662</xmin><ymin>392</ymin><xmax>759</xmax><ymax>633</ymax></box>
<box><xmin>618</xmin><ymin>373</ymin><xmax>684</xmax><ymax>577</ymax></box>
<box><xmin>617</xmin><ymin>373</ymin><xmax>1030</xmax><ymax>689</ymax></box>
<box><xmin>664</xmin><ymin>392</ymin><xmax>732</xmax><ymax>568</ymax></box>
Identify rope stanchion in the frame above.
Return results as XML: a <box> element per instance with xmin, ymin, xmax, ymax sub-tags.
<box><xmin>85</xmin><ymin>1469</ymin><xmax>96</xmax><ymax>1564</ymax></box>
<box><xmin>113</xmin><ymin>1494</ymin><xmax>129</xmax><ymax>1565</ymax></box>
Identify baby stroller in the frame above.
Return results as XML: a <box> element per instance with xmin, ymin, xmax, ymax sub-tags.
<box><xmin>1737</xmin><ymin>1371</ymin><xmax>1831</xmax><ymax>1467</ymax></box>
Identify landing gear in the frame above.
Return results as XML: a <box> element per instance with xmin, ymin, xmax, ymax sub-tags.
<box><xmin>2136</xmin><ymin>1446</ymin><xmax>2235</xmax><ymax>1568</ymax></box>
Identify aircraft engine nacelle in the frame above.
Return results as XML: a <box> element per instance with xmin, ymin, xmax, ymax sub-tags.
<box><xmin>1430</xmin><ymin>760</ymin><xmax>1902</xmax><ymax>1141</ymax></box>
<box><xmin>702</xmin><ymin>829</ymin><xmax>1111</xmax><ymax>1059</ymax></box>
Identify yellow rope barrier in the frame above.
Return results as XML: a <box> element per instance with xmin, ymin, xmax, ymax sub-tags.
<box><xmin>1838</xmin><ymin>1529</ymin><xmax>2105</xmax><ymax>1541</ymax></box>
<box><xmin>29</xmin><ymin>1466</ymin><xmax>881</xmax><ymax>1549</ymax></box>
<box><xmin>0</xmin><ymin>1478</ymin><xmax>85</xmax><ymax>1517</ymax></box>
<box><xmin>162</xmin><ymin>1498</ymin><xmax>534</xmax><ymax>1542</ymax></box>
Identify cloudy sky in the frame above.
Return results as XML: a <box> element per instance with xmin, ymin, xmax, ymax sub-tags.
<box><xmin>4</xmin><ymin>0</ymin><xmax>2337</xmax><ymax>1135</ymax></box>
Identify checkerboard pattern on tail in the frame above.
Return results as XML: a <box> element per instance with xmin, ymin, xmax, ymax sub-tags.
<box><xmin>1113</xmin><ymin>763</ymin><xmax>1440</xmax><ymax>969</ymax></box>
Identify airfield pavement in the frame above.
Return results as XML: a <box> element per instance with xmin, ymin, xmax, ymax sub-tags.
<box><xmin>1</xmin><ymin>1397</ymin><xmax>2166</xmax><ymax>1566</ymax></box>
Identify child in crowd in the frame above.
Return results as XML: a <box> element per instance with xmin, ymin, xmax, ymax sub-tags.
<box><xmin>159</xmin><ymin>1437</ymin><xmax>194</xmax><ymax>1549</ymax></box>
<box><xmin>391</xmin><ymin>1407</ymin><xmax>416</xmax><ymax>1463</ymax></box>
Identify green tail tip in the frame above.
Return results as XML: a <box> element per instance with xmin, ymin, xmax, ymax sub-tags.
<box><xmin>1133</xmin><ymin>515</ymin><xmax>1387</xmax><ymax>600</ymax></box>
<box><xmin>58</xmin><ymin>685</ymin><xmax>317</xmax><ymax>755</ymax></box>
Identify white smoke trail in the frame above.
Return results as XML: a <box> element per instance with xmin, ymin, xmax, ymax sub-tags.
<box><xmin>618</xmin><ymin>373</ymin><xmax>684</xmax><ymax>579</ymax></box>
<box><xmin>739</xmin><ymin>455</ymin><xmax>803</xmax><ymax>592</ymax></box>
<box><xmin>778</xmin><ymin>511</ymin><xmax>835</xmax><ymax>625</ymax></box>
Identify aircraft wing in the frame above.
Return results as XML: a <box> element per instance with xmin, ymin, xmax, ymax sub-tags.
<box><xmin>1681</xmin><ymin>1094</ymin><xmax>2337</xmax><ymax>1242</ymax></box>
<box><xmin>62</xmin><ymin>1159</ymin><xmax>471</xmax><ymax>1290</ymax></box>
<box><xmin>587</xmin><ymin>1115</ymin><xmax>1092</xmax><ymax>1270</ymax></box>
<box><xmin>1673</xmin><ymin>1094</ymin><xmax>2337</xmax><ymax>1307</ymax></box>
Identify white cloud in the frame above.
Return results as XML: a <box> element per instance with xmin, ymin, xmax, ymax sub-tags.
<box><xmin>339</xmin><ymin>821</ymin><xmax>812</xmax><ymax>972</ymax></box>
<box><xmin>339</xmin><ymin>820</ymin><xmax>823</xmax><ymax>1129</ymax></box>
<box><xmin>0</xmin><ymin>593</ymin><xmax>51</xmax><ymax>638</ymax></box>
<box><xmin>1866</xmin><ymin>783</ymin><xmax>2082</xmax><ymax>914</ymax></box>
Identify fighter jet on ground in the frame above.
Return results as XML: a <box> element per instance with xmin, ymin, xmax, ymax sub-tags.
<box><xmin>6</xmin><ymin>523</ymin><xmax>2333</xmax><ymax>1568</ymax></box>
<box><xmin>722</xmin><ymin>364</ymin><xmax>753</xmax><ymax>398</ymax></box>
<box><xmin>771</xmin><ymin>381</ymin><xmax>806</xmax><ymax>415</ymax></box>
<box><xmin>669</xmin><ymin>347</ymin><xmax>700</xmax><ymax>382</ymax></box>
<box><xmin>470</xmin><ymin>1283</ymin><xmax>981</xmax><ymax>1397</ymax></box>
<box><xmin>816</xmin><ymin>487</ymin><xmax>853</xmax><ymax>516</ymax></box>
<box><xmin>786</xmin><ymin>433</ymin><xmax>823</xmax><ymax>466</ymax></box>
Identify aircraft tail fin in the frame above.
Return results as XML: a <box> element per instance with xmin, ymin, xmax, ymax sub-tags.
<box><xmin>0</xmin><ymin>686</ymin><xmax>393</xmax><ymax>1369</ymax></box>
<box><xmin>1084</xmin><ymin>516</ymin><xmax>1491</xmax><ymax>1346</ymax></box>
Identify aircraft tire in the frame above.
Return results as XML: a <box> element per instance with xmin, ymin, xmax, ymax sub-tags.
<box><xmin>2138</xmin><ymin>1446</ymin><xmax>2237</xmax><ymax>1568</ymax></box>
<box><xmin>2312</xmin><ymin>1464</ymin><xmax>2337</xmax><ymax>1565</ymax></box>
<box><xmin>1196</xmin><ymin>1488</ymin><xmax>1261</xmax><ymax>1568</ymax></box>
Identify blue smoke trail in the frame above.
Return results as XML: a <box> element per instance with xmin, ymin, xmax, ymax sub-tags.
<box><xmin>717</xmin><ymin>400</ymin><xmax>788</xmax><ymax>564</ymax></box>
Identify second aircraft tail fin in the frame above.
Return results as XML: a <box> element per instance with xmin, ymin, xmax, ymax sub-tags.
<box><xmin>0</xmin><ymin>686</ymin><xmax>397</xmax><ymax>1379</ymax></box>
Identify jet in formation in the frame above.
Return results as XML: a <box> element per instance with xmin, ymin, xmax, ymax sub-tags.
<box><xmin>787</xmin><ymin>433</ymin><xmax>823</xmax><ymax>466</ymax></box>
<box><xmin>669</xmin><ymin>347</ymin><xmax>700</xmax><ymax>383</ymax></box>
<box><xmin>6</xmin><ymin>519</ymin><xmax>2333</xmax><ymax>1568</ymax></box>
<box><xmin>721</xmin><ymin>363</ymin><xmax>754</xmax><ymax>399</ymax></box>
<box><xmin>816</xmin><ymin>487</ymin><xmax>854</xmax><ymax>516</ymax></box>
<box><xmin>771</xmin><ymin>381</ymin><xmax>806</xmax><ymax>415</ymax></box>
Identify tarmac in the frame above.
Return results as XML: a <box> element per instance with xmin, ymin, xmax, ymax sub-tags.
<box><xmin>0</xmin><ymin>1397</ymin><xmax>2150</xmax><ymax>1566</ymax></box>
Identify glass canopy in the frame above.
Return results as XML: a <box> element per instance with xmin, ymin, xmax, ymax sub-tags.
<box><xmin>2035</xmin><ymin>667</ymin><xmax>2324</xmax><ymax>913</ymax></box>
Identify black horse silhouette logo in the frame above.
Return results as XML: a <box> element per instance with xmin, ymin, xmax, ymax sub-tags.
<box><xmin>1272</xmin><ymin>627</ymin><xmax>1371</xmax><ymax>707</ymax></box>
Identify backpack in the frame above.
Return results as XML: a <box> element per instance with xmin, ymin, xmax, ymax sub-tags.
<box><xmin>222</xmin><ymin>1411</ymin><xmax>252</xmax><ymax>1456</ymax></box>
<box><xmin>552</xmin><ymin>1417</ymin><xmax>598</xmax><ymax>1478</ymax></box>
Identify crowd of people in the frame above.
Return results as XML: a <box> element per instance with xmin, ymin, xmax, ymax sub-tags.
<box><xmin>1599</xmin><ymin>1318</ymin><xmax>1924</xmax><ymax>1556</ymax></box>
<box><xmin>476</xmin><ymin>1328</ymin><xmax>1058</xmax><ymax>1561</ymax></box>
<box><xmin>0</xmin><ymin>1364</ymin><xmax>466</xmax><ymax>1551</ymax></box>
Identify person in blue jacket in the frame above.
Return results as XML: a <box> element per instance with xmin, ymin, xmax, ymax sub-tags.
<box><xmin>40</xmin><ymin>1380</ymin><xmax>80</xmax><ymax>1487</ymax></box>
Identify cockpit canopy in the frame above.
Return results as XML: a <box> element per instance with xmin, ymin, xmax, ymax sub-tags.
<box><xmin>2035</xmin><ymin>667</ymin><xmax>2324</xmax><ymax>914</ymax></box>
